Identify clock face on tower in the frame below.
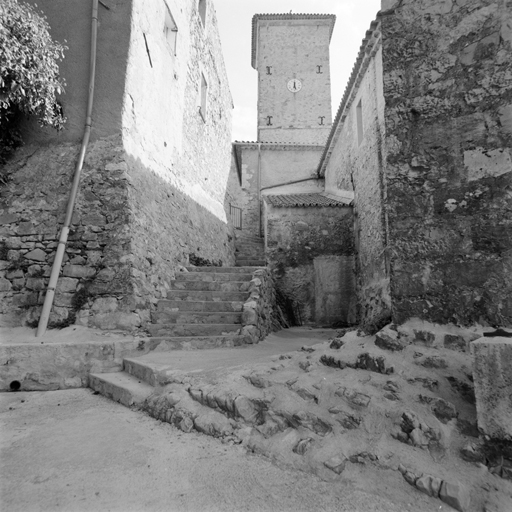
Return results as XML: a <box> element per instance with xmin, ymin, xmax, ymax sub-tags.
<box><xmin>287</xmin><ymin>79</ymin><xmax>302</xmax><ymax>93</ymax></box>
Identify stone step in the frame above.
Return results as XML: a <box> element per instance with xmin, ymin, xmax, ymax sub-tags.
<box><xmin>123</xmin><ymin>358</ymin><xmax>158</xmax><ymax>386</ymax></box>
<box><xmin>148</xmin><ymin>323</ymin><xmax>241</xmax><ymax>337</ymax></box>
<box><xmin>236</xmin><ymin>251</ymin><xmax>265</xmax><ymax>259</ymax></box>
<box><xmin>170</xmin><ymin>280</ymin><xmax>250</xmax><ymax>292</ymax></box>
<box><xmin>175</xmin><ymin>272</ymin><xmax>253</xmax><ymax>282</ymax></box>
<box><xmin>186</xmin><ymin>266</ymin><xmax>263</xmax><ymax>273</ymax></box>
<box><xmin>169</xmin><ymin>290</ymin><xmax>248</xmax><ymax>301</ymax></box>
<box><xmin>235</xmin><ymin>235</ymin><xmax>263</xmax><ymax>243</ymax></box>
<box><xmin>236</xmin><ymin>240</ymin><xmax>264</xmax><ymax>246</ymax></box>
<box><xmin>130</xmin><ymin>334</ymin><xmax>249</xmax><ymax>354</ymax></box>
<box><xmin>88</xmin><ymin>371</ymin><xmax>154</xmax><ymax>407</ymax></box>
<box><xmin>152</xmin><ymin>310</ymin><xmax>242</xmax><ymax>324</ymax></box>
<box><xmin>157</xmin><ymin>300</ymin><xmax>244</xmax><ymax>312</ymax></box>
<box><xmin>235</xmin><ymin>259</ymin><xmax>266</xmax><ymax>267</ymax></box>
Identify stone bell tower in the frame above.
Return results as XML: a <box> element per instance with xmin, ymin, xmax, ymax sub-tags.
<box><xmin>251</xmin><ymin>13</ymin><xmax>335</xmax><ymax>144</ymax></box>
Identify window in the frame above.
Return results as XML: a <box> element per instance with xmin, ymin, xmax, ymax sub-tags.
<box><xmin>199</xmin><ymin>72</ymin><xmax>208</xmax><ymax>121</ymax></box>
<box><xmin>198</xmin><ymin>0</ymin><xmax>206</xmax><ymax>27</ymax></box>
<box><xmin>356</xmin><ymin>99</ymin><xmax>364</xmax><ymax>145</ymax></box>
<box><xmin>164</xmin><ymin>5</ymin><xmax>178</xmax><ymax>56</ymax></box>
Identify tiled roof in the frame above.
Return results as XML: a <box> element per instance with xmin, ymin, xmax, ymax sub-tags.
<box><xmin>264</xmin><ymin>193</ymin><xmax>351</xmax><ymax>208</ymax></box>
<box><xmin>251</xmin><ymin>14</ymin><xmax>336</xmax><ymax>69</ymax></box>
<box><xmin>233</xmin><ymin>141</ymin><xmax>324</xmax><ymax>150</ymax></box>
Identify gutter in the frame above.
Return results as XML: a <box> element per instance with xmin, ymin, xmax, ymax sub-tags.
<box><xmin>37</xmin><ymin>0</ymin><xmax>99</xmax><ymax>337</ymax></box>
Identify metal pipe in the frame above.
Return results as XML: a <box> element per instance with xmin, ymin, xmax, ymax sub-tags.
<box><xmin>257</xmin><ymin>143</ymin><xmax>262</xmax><ymax>237</ymax></box>
<box><xmin>37</xmin><ymin>0</ymin><xmax>99</xmax><ymax>337</ymax></box>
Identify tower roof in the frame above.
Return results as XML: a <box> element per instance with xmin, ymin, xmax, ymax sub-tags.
<box><xmin>251</xmin><ymin>13</ymin><xmax>336</xmax><ymax>69</ymax></box>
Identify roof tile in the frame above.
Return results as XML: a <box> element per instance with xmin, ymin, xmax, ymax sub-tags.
<box><xmin>264</xmin><ymin>193</ymin><xmax>351</xmax><ymax>208</ymax></box>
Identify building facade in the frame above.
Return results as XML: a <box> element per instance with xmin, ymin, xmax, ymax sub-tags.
<box><xmin>0</xmin><ymin>0</ymin><xmax>237</xmax><ymax>330</ymax></box>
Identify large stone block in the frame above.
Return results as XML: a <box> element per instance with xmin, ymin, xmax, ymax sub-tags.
<box><xmin>471</xmin><ymin>337</ymin><xmax>512</xmax><ymax>440</ymax></box>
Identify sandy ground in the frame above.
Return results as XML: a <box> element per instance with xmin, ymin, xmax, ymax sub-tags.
<box><xmin>0</xmin><ymin>388</ymin><xmax>439</xmax><ymax>512</ymax></box>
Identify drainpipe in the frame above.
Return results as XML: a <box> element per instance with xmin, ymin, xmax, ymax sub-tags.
<box><xmin>257</xmin><ymin>143</ymin><xmax>262</xmax><ymax>237</ymax></box>
<box><xmin>36</xmin><ymin>0</ymin><xmax>99</xmax><ymax>337</ymax></box>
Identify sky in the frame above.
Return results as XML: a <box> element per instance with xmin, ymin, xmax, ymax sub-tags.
<box><xmin>213</xmin><ymin>0</ymin><xmax>382</xmax><ymax>141</ymax></box>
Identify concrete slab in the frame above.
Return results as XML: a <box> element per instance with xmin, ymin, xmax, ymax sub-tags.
<box><xmin>127</xmin><ymin>327</ymin><xmax>336</xmax><ymax>376</ymax></box>
<box><xmin>471</xmin><ymin>337</ymin><xmax>512</xmax><ymax>440</ymax></box>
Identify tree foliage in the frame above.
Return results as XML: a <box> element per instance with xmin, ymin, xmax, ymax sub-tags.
<box><xmin>0</xmin><ymin>0</ymin><xmax>67</xmax><ymax>163</ymax></box>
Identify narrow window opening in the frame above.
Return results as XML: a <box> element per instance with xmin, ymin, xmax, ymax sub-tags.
<box><xmin>198</xmin><ymin>0</ymin><xmax>206</xmax><ymax>27</ymax></box>
<box><xmin>164</xmin><ymin>5</ymin><xmax>178</xmax><ymax>56</ymax></box>
<box><xmin>199</xmin><ymin>73</ymin><xmax>208</xmax><ymax>121</ymax></box>
<box><xmin>356</xmin><ymin>99</ymin><xmax>364</xmax><ymax>145</ymax></box>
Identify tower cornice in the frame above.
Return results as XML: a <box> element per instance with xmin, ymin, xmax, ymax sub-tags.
<box><xmin>251</xmin><ymin>13</ymin><xmax>336</xmax><ymax>69</ymax></box>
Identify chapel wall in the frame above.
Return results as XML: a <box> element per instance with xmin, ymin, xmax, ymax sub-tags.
<box><xmin>324</xmin><ymin>42</ymin><xmax>390</xmax><ymax>330</ymax></box>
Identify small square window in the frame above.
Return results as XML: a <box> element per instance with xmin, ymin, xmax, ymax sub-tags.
<box><xmin>198</xmin><ymin>0</ymin><xmax>206</xmax><ymax>27</ymax></box>
<box><xmin>199</xmin><ymin>73</ymin><xmax>208</xmax><ymax>121</ymax></box>
<box><xmin>164</xmin><ymin>5</ymin><xmax>178</xmax><ymax>55</ymax></box>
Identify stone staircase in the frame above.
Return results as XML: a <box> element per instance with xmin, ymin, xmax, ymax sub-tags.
<box><xmin>89</xmin><ymin>264</ymin><xmax>263</xmax><ymax>405</ymax></box>
<box><xmin>235</xmin><ymin>235</ymin><xmax>265</xmax><ymax>267</ymax></box>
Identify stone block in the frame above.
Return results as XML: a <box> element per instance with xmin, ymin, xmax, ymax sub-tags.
<box><xmin>91</xmin><ymin>297</ymin><xmax>118</xmax><ymax>313</ymax></box>
<box><xmin>90</xmin><ymin>311</ymin><xmax>140</xmax><ymax>330</ymax></box>
<box><xmin>0</xmin><ymin>278</ymin><xmax>12</xmax><ymax>292</ymax></box>
<box><xmin>415</xmin><ymin>474</ymin><xmax>442</xmax><ymax>498</ymax></box>
<box><xmin>0</xmin><ymin>213</ymin><xmax>18</xmax><ymax>225</ymax></box>
<box><xmin>26</xmin><ymin>277</ymin><xmax>46</xmax><ymax>291</ymax></box>
<box><xmin>24</xmin><ymin>248</ymin><xmax>46</xmax><ymax>262</ymax></box>
<box><xmin>62</xmin><ymin>264</ymin><xmax>96</xmax><ymax>279</ymax></box>
<box><xmin>471</xmin><ymin>337</ymin><xmax>512</xmax><ymax>440</ymax></box>
<box><xmin>323</xmin><ymin>454</ymin><xmax>346</xmax><ymax>475</ymax></box>
<box><xmin>56</xmin><ymin>277</ymin><xmax>79</xmax><ymax>293</ymax></box>
<box><xmin>439</xmin><ymin>481</ymin><xmax>470</xmax><ymax>512</ymax></box>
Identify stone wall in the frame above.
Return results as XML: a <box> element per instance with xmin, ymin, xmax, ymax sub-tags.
<box><xmin>264</xmin><ymin>203</ymin><xmax>355</xmax><ymax>325</ymax></box>
<box><xmin>0</xmin><ymin>138</ymin><xmax>135</xmax><ymax>329</ymax></box>
<box><xmin>240</xmin><ymin>268</ymin><xmax>279</xmax><ymax>343</ymax></box>
<box><xmin>0</xmin><ymin>0</ymin><xmax>237</xmax><ymax>330</ymax></box>
<box><xmin>381</xmin><ymin>0</ymin><xmax>512</xmax><ymax>326</ymax></box>
<box><xmin>322</xmin><ymin>30</ymin><xmax>390</xmax><ymax>331</ymax></box>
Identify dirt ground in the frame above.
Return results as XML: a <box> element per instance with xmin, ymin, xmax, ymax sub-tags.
<box><xmin>1</xmin><ymin>388</ymin><xmax>439</xmax><ymax>512</ymax></box>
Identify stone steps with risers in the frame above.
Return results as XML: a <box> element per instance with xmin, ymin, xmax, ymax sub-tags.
<box><xmin>170</xmin><ymin>280</ymin><xmax>250</xmax><ymax>292</ymax></box>
<box><xmin>185</xmin><ymin>266</ymin><xmax>261</xmax><ymax>273</ymax></box>
<box><xmin>234</xmin><ymin>239</ymin><xmax>265</xmax><ymax>267</ymax></box>
<box><xmin>156</xmin><ymin>300</ymin><xmax>244</xmax><ymax>312</ymax></box>
<box><xmin>89</xmin><ymin>372</ymin><xmax>154</xmax><ymax>407</ymax></box>
<box><xmin>89</xmin><ymin>265</ymin><xmax>265</xmax><ymax>407</ymax></box>
<box><xmin>169</xmin><ymin>289</ymin><xmax>248</xmax><ymax>301</ymax></box>
<box><xmin>148</xmin><ymin>323</ymin><xmax>241</xmax><ymax>337</ymax></box>
<box><xmin>235</xmin><ymin>234</ymin><xmax>263</xmax><ymax>243</ymax></box>
<box><xmin>151</xmin><ymin>311</ymin><xmax>242</xmax><ymax>324</ymax></box>
<box><xmin>141</xmin><ymin>334</ymin><xmax>248</xmax><ymax>351</ymax></box>
<box><xmin>236</xmin><ymin>259</ymin><xmax>266</xmax><ymax>267</ymax></box>
<box><xmin>175</xmin><ymin>272</ymin><xmax>253</xmax><ymax>282</ymax></box>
